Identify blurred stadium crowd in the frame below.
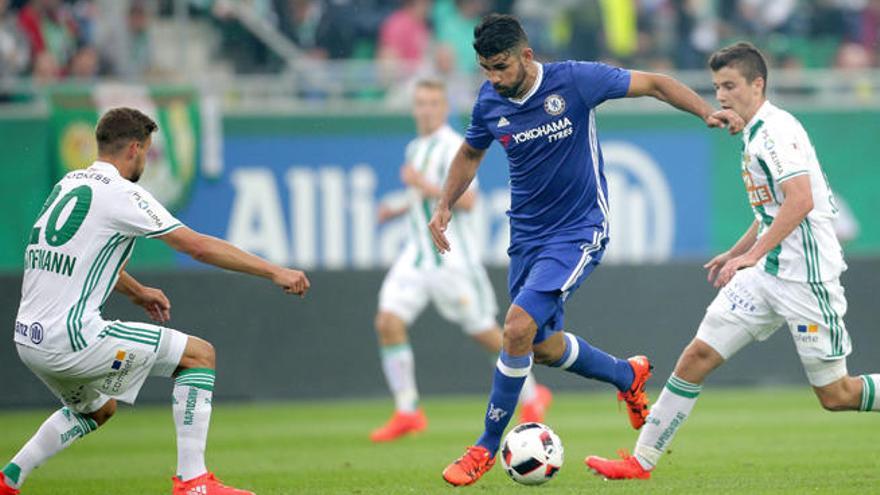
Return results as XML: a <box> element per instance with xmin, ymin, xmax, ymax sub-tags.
<box><xmin>1</xmin><ymin>0</ymin><xmax>879</xmax><ymax>104</ymax></box>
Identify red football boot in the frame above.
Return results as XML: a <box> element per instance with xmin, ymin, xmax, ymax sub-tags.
<box><xmin>585</xmin><ymin>450</ymin><xmax>651</xmax><ymax>480</ymax></box>
<box><xmin>171</xmin><ymin>472</ymin><xmax>255</xmax><ymax>495</ymax></box>
<box><xmin>442</xmin><ymin>446</ymin><xmax>495</xmax><ymax>486</ymax></box>
<box><xmin>369</xmin><ymin>409</ymin><xmax>427</xmax><ymax>442</ymax></box>
<box><xmin>0</xmin><ymin>472</ymin><xmax>20</xmax><ymax>495</ymax></box>
<box><xmin>618</xmin><ymin>355</ymin><xmax>653</xmax><ymax>429</ymax></box>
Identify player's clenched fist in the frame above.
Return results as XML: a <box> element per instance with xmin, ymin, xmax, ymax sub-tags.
<box><xmin>273</xmin><ymin>268</ymin><xmax>311</xmax><ymax>296</ymax></box>
<box><xmin>706</xmin><ymin>109</ymin><xmax>745</xmax><ymax>135</ymax></box>
<box><xmin>428</xmin><ymin>205</ymin><xmax>452</xmax><ymax>253</ymax></box>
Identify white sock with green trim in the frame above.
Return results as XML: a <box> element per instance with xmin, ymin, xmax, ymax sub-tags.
<box><xmin>173</xmin><ymin>368</ymin><xmax>215</xmax><ymax>481</ymax></box>
<box><xmin>2</xmin><ymin>407</ymin><xmax>98</xmax><ymax>489</ymax></box>
<box><xmin>380</xmin><ymin>343</ymin><xmax>418</xmax><ymax>413</ymax></box>
<box><xmin>633</xmin><ymin>374</ymin><xmax>703</xmax><ymax>470</ymax></box>
<box><xmin>859</xmin><ymin>374</ymin><xmax>880</xmax><ymax>411</ymax></box>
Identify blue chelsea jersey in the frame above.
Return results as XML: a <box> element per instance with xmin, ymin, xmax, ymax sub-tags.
<box><xmin>465</xmin><ymin>61</ymin><xmax>631</xmax><ymax>250</ymax></box>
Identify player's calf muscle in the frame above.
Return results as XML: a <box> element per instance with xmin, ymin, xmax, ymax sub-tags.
<box><xmin>814</xmin><ymin>377</ymin><xmax>861</xmax><ymax>411</ymax></box>
<box><xmin>176</xmin><ymin>336</ymin><xmax>215</xmax><ymax>372</ymax></box>
<box><xmin>88</xmin><ymin>399</ymin><xmax>117</xmax><ymax>426</ymax></box>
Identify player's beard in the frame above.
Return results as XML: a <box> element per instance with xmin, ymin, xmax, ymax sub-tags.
<box><xmin>493</xmin><ymin>62</ymin><xmax>528</xmax><ymax>98</ymax></box>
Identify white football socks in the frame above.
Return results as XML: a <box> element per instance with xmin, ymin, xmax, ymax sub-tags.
<box><xmin>633</xmin><ymin>374</ymin><xmax>702</xmax><ymax>470</ymax></box>
<box><xmin>2</xmin><ymin>407</ymin><xmax>98</xmax><ymax>489</ymax></box>
<box><xmin>173</xmin><ymin>368</ymin><xmax>215</xmax><ymax>481</ymax></box>
<box><xmin>859</xmin><ymin>374</ymin><xmax>880</xmax><ymax>411</ymax></box>
<box><xmin>380</xmin><ymin>343</ymin><xmax>418</xmax><ymax>413</ymax></box>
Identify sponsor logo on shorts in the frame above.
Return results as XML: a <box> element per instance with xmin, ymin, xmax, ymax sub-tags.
<box><xmin>15</xmin><ymin>321</ymin><xmax>28</xmax><ymax>338</ymax></box>
<box><xmin>797</xmin><ymin>324</ymin><xmax>819</xmax><ymax>333</ymax></box>
<box><xmin>111</xmin><ymin>350</ymin><xmax>127</xmax><ymax>370</ymax></box>
<box><xmin>794</xmin><ymin>323</ymin><xmax>820</xmax><ymax>344</ymax></box>
<box><xmin>14</xmin><ymin>321</ymin><xmax>44</xmax><ymax>344</ymax></box>
<box><xmin>722</xmin><ymin>283</ymin><xmax>757</xmax><ymax>313</ymax></box>
<box><xmin>103</xmin><ymin>350</ymin><xmax>137</xmax><ymax>394</ymax></box>
<box><xmin>29</xmin><ymin>322</ymin><xmax>44</xmax><ymax>344</ymax></box>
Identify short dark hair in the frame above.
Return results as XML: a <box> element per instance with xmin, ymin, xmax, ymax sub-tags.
<box><xmin>709</xmin><ymin>42</ymin><xmax>769</xmax><ymax>92</ymax></box>
<box><xmin>95</xmin><ymin>107</ymin><xmax>157</xmax><ymax>155</ymax></box>
<box><xmin>473</xmin><ymin>14</ymin><xmax>528</xmax><ymax>58</ymax></box>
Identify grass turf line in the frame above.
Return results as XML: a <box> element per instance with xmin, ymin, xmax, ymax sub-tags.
<box><xmin>2</xmin><ymin>387</ymin><xmax>879</xmax><ymax>494</ymax></box>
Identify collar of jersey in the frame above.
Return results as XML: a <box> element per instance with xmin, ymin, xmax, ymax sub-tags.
<box><xmin>90</xmin><ymin>160</ymin><xmax>121</xmax><ymax>176</ymax></box>
<box><xmin>743</xmin><ymin>100</ymin><xmax>773</xmax><ymax>136</ymax></box>
<box><xmin>507</xmin><ymin>62</ymin><xmax>544</xmax><ymax>105</ymax></box>
<box><xmin>420</xmin><ymin>124</ymin><xmax>451</xmax><ymax>141</ymax></box>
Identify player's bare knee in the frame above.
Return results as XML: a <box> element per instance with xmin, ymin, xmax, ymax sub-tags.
<box><xmin>374</xmin><ymin>312</ymin><xmax>407</xmax><ymax>346</ymax></box>
<box><xmin>88</xmin><ymin>399</ymin><xmax>117</xmax><ymax>426</ymax></box>
<box><xmin>374</xmin><ymin>313</ymin><xmax>393</xmax><ymax>336</ymax></box>
<box><xmin>181</xmin><ymin>336</ymin><xmax>215</xmax><ymax>370</ymax></box>
<box><xmin>674</xmin><ymin>340</ymin><xmax>721</xmax><ymax>382</ymax></box>
<box><xmin>502</xmin><ymin>322</ymin><xmax>533</xmax><ymax>354</ymax></box>
<box><xmin>198</xmin><ymin>339</ymin><xmax>216</xmax><ymax>369</ymax></box>
<box><xmin>502</xmin><ymin>308</ymin><xmax>535</xmax><ymax>353</ymax></box>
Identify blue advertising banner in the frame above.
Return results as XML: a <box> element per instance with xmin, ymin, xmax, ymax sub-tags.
<box><xmin>174</xmin><ymin>125</ymin><xmax>711</xmax><ymax>269</ymax></box>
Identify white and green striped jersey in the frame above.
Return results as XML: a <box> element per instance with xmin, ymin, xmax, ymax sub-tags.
<box><xmin>15</xmin><ymin>161</ymin><xmax>183</xmax><ymax>352</ymax></box>
<box><xmin>403</xmin><ymin>124</ymin><xmax>483</xmax><ymax>269</ymax></box>
<box><xmin>740</xmin><ymin>101</ymin><xmax>845</xmax><ymax>283</ymax></box>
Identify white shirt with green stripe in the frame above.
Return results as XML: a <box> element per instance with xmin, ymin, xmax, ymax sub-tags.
<box><xmin>403</xmin><ymin>124</ymin><xmax>482</xmax><ymax>270</ymax></box>
<box><xmin>740</xmin><ymin>101</ymin><xmax>846</xmax><ymax>283</ymax></box>
<box><xmin>16</xmin><ymin>161</ymin><xmax>183</xmax><ymax>353</ymax></box>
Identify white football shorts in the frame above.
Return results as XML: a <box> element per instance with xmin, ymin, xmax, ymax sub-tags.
<box><xmin>379</xmin><ymin>245</ymin><xmax>498</xmax><ymax>335</ymax></box>
<box><xmin>17</xmin><ymin>321</ymin><xmax>188</xmax><ymax>414</ymax></box>
<box><xmin>696</xmin><ymin>267</ymin><xmax>851</xmax><ymax>387</ymax></box>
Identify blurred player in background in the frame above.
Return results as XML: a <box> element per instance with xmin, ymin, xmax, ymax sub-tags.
<box><xmin>1</xmin><ymin>108</ymin><xmax>310</xmax><ymax>495</ymax></box>
<box><xmin>428</xmin><ymin>14</ymin><xmax>743</xmax><ymax>486</ymax></box>
<box><xmin>587</xmin><ymin>42</ymin><xmax>880</xmax><ymax>480</ymax></box>
<box><xmin>370</xmin><ymin>79</ymin><xmax>552</xmax><ymax>443</ymax></box>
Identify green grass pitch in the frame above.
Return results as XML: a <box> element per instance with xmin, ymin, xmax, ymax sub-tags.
<box><xmin>2</xmin><ymin>387</ymin><xmax>879</xmax><ymax>494</ymax></box>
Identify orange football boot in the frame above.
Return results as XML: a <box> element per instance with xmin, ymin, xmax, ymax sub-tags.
<box><xmin>369</xmin><ymin>409</ymin><xmax>427</xmax><ymax>442</ymax></box>
<box><xmin>585</xmin><ymin>450</ymin><xmax>651</xmax><ymax>480</ymax></box>
<box><xmin>171</xmin><ymin>472</ymin><xmax>255</xmax><ymax>495</ymax></box>
<box><xmin>0</xmin><ymin>472</ymin><xmax>19</xmax><ymax>495</ymax></box>
<box><xmin>442</xmin><ymin>445</ymin><xmax>495</xmax><ymax>486</ymax></box>
<box><xmin>618</xmin><ymin>355</ymin><xmax>653</xmax><ymax>429</ymax></box>
<box><xmin>519</xmin><ymin>384</ymin><xmax>553</xmax><ymax>424</ymax></box>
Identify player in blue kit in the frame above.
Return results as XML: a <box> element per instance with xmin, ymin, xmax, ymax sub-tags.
<box><xmin>428</xmin><ymin>14</ymin><xmax>744</xmax><ymax>486</ymax></box>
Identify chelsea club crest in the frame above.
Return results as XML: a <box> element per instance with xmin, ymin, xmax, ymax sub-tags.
<box><xmin>544</xmin><ymin>94</ymin><xmax>565</xmax><ymax>116</ymax></box>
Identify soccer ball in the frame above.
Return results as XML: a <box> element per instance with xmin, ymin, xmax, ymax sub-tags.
<box><xmin>500</xmin><ymin>422</ymin><xmax>564</xmax><ymax>485</ymax></box>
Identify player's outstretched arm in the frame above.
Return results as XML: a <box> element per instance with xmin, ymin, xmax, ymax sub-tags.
<box><xmin>713</xmin><ymin>176</ymin><xmax>813</xmax><ymax>287</ymax></box>
<box><xmin>429</xmin><ymin>142</ymin><xmax>485</xmax><ymax>253</ymax></box>
<box><xmin>114</xmin><ymin>269</ymin><xmax>172</xmax><ymax>322</ymax></box>
<box><xmin>626</xmin><ymin>71</ymin><xmax>744</xmax><ymax>134</ymax></box>
<box><xmin>159</xmin><ymin>227</ymin><xmax>310</xmax><ymax>296</ymax></box>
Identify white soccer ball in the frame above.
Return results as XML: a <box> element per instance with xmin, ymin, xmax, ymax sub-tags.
<box><xmin>500</xmin><ymin>422</ymin><xmax>564</xmax><ymax>485</ymax></box>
